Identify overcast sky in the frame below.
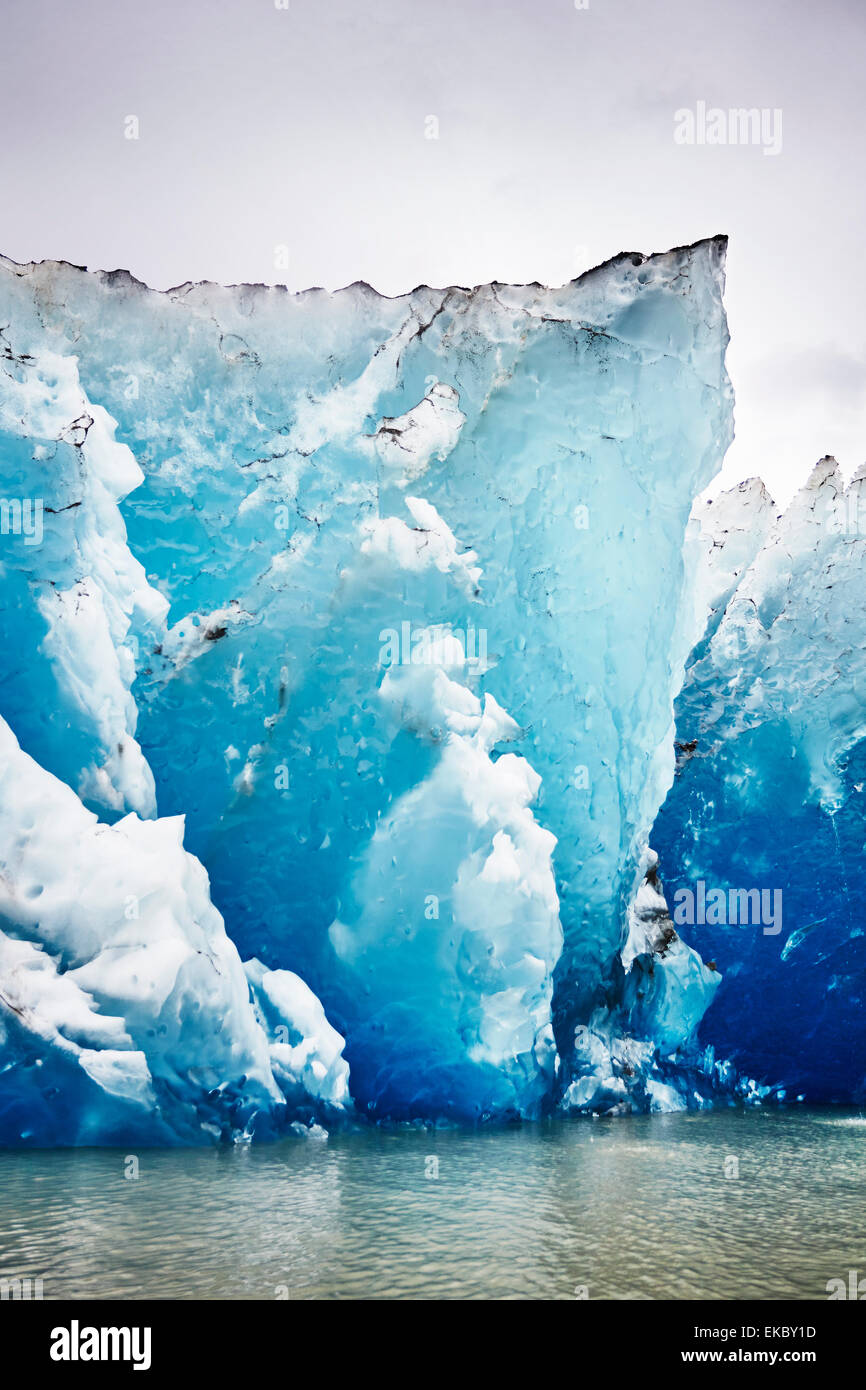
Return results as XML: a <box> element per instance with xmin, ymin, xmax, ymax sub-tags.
<box><xmin>1</xmin><ymin>0</ymin><xmax>863</xmax><ymax>504</ymax></box>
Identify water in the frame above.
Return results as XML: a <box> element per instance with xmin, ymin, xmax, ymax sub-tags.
<box><xmin>0</xmin><ymin>1108</ymin><xmax>863</xmax><ymax>1300</ymax></box>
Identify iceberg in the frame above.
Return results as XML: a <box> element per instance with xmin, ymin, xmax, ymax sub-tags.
<box><xmin>653</xmin><ymin>460</ymin><xmax>866</xmax><ymax>1104</ymax></box>
<box><xmin>0</xmin><ymin>238</ymin><xmax>740</xmax><ymax>1136</ymax></box>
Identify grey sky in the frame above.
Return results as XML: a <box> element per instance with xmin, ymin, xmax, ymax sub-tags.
<box><xmin>1</xmin><ymin>0</ymin><xmax>863</xmax><ymax>503</ymax></box>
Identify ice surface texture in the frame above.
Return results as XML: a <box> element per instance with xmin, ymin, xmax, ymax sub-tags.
<box><xmin>0</xmin><ymin>715</ymin><xmax>349</xmax><ymax>1145</ymax></box>
<box><xmin>0</xmin><ymin>239</ymin><xmax>734</xmax><ymax>1139</ymax></box>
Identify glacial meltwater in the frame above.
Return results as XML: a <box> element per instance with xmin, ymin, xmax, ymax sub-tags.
<box><xmin>1</xmin><ymin>1108</ymin><xmax>863</xmax><ymax>1301</ymax></box>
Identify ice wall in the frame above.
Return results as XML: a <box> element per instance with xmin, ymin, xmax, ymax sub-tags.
<box><xmin>0</xmin><ymin>240</ymin><xmax>733</xmax><ymax>1124</ymax></box>
<box><xmin>653</xmin><ymin>460</ymin><xmax>866</xmax><ymax>1102</ymax></box>
<box><xmin>0</xmin><ymin>716</ymin><xmax>349</xmax><ymax>1145</ymax></box>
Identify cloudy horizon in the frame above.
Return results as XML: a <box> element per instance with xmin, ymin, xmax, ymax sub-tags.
<box><xmin>1</xmin><ymin>0</ymin><xmax>863</xmax><ymax>505</ymax></box>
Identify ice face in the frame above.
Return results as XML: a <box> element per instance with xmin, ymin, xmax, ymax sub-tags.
<box><xmin>0</xmin><ymin>340</ymin><xmax>166</xmax><ymax>819</ymax></box>
<box><xmin>0</xmin><ymin>239</ymin><xmax>733</xmax><ymax>1133</ymax></box>
<box><xmin>329</xmin><ymin>665</ymin><xmax>561</xmax><ymax>1118</ymax></box>
<box><xmin>0</xmin><ymin>716</ymin><xmax>349</xmax><ymax>1145</ymax></box>
<box><xmin>653</xmin><ymin>460</ymin><xmax>866</xmax><ymax>1103</ymax></box>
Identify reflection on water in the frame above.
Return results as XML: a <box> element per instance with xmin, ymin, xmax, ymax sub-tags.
<box><xmin>0</xmin><ymin>1108</ymin><xmax>863</xmax><ymax>1300</ymax></box>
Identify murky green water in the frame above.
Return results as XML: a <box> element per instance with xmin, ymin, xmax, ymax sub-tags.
<box><xmin>0</xmin><ymin>1108</ymin><xmax>864</xmax><ymax>1300</ymax></box>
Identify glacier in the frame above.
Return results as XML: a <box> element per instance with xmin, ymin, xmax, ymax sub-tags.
<box><xmin>5</xmin><ymin>231</ymin><xmax>836</xmax><ymax>1144</ymax></box>
<box><xmin>652</xmin><ymin>460</ymin><xmax>866</xmax><ymax>1105</ymax></box>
